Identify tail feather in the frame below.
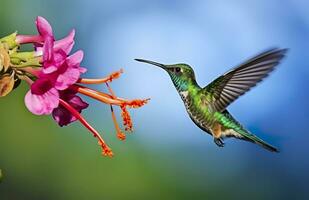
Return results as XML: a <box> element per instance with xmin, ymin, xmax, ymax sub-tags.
<box><xmin>238</xmin><ymin>130</ymin><xmax>279</xmax><ymax>152</ymax></box>
<box><xmin>220</xmin><ymin>110</ymin><xmax>279</xmax><ymax>152</ymax></box>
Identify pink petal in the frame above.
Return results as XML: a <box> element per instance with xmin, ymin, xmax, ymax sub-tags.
<box><xmin>66</xmin><ymin>50</ymin><xmax>83</xmax><ymax>67</ymax></box>
<box><xmin>43</xmin><ymin>63</ymin><xmax>58</xmax><ymax>74</ymax></box>
<box><xmin>43</xmin><ymin>36</ymin><xmax>54</xmax><ymax>63</ymax></box>
<box><xmin>55</xmin><ymin>67</ymin><xmax>81</xmax><ymax>90</ymax></box>
<box><xmin>53</xmin><ymin>50</ymin><xmax>67</xmax><ymax>64</ymax></box>
<box><xmin>42</xmin><ymin>63</ymin><xmax>58</xmax><ymax>74</ymax></box>
<box><xmin>36</xmin><ymin>16</ymin><xmax>53</xmax><ymax>38</ymax></box>
<box><xmin>34</xmin><ymin>47</ymin><xmax>43</xmax><ymax>56</ymax></box>
<box><xmin>52</xmin><ymin>94</ymin><xmax>88</xmax><ymax>127</ymax></box>
<box><xmin>30</xmin><ymin>77</ymin><xmax>54</xmax><ymax>95</ymax></box>
<box><xmin>42</xmin><ymin>50</ymin><xmax>66</xmax><ymax>74</ymax></box>
<box><xmin>36</xmin><ymin>30</ymin><xmax>75</xmax><ymax>57</ymax></box>
<box><xmin>52</xmin><ymin>106</ymin><xmax>76</xmax><ymax>127</ymax></box>
<box><xmin>25</xmin><ymin>88</ymin><xmax>59</xmax><ymax>115</ymax></box>
<box><xmin>54</xmin><ymin>29</ymin><xmax>75</xmax><ymax>54</ymax></box>
<box><xmin>78</xmin><ymin>66</ymin><xmax>87</xmax><ymax>73</ymax></box>
<box><xmin>68</xmin><ymin>95</ymin><xmax>89</xmax><ymax>111</ymax></box>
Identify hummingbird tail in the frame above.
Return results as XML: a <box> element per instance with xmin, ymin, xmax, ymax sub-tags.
<box><xmin>219</xmin><ymin>110</ymin><xmax>279</xmax><ymax>152</ymax></box>
<box><xmin>238</xmin><ymin>130</ymin><xmax>279</xmax><ymax>153</ymax></box>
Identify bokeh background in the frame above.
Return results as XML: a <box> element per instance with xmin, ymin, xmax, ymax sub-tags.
<box><xmin>1</xmin><ymin>0</ymin><xmax>309</xmax><ymax>199</ymax></box>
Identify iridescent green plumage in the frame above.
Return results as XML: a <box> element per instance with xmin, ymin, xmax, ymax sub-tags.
<box><xmin>136</xmin><ymin>48</ymin><xmax>287</xmax><ymax>152</ymax></box>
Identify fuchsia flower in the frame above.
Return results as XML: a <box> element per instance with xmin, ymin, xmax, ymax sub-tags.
<box><xmin>24</xmin><ymin>16</ymin><xmax>87</xmax><ymax>121</ymax></box>
<box><xmin>16</xmin><ymin>16</ymin><xmax>75</xmax><ymax>57</ymax></box>
<box><xmin>12</xmin><ymin>16</ymin><xmax>150</xmax><ymax>157</ymax></box>
<box><xmin>25</xmin><ymin>49</ymin><xmax>87</xmax><ymax>117</ymax></box>
<box><xmin>52</xmin><ymin>89</ymin><xmax>88</xmax><ymax>127</ymax></box>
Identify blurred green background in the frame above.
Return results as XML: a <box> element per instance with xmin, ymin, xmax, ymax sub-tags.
<box><xmin>1</xmin><ymin>0</ymin><xmax>309</xmax><ymax>199</ymax></box>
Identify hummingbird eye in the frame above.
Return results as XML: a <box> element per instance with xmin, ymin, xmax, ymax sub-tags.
<box><xmin>175</xmin><ymin>67</ymin><xmax>181</xmax><ymax>73</ymax></box>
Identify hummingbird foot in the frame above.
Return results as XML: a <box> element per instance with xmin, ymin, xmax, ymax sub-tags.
<box><xmin>214</xmin><ymin>138</ymin><xmax>225</xmax><ymax>147</ymax></box>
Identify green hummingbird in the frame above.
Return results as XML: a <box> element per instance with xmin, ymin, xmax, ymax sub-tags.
<box><xmin>135</xmin><ymin>48</ymin><xmax>287</xmax><ymax>152</ymax></box>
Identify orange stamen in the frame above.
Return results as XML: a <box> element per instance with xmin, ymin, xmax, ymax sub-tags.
<box><xmin>74</xmin><ymin>84</ymin><xmax>150</xmax><ymax>107</ymax></box>
<box><xmin>119</xmin><ymin>99</ymin><xmax>150</xmax><ymax>132</ymax></box>
<box><xmin>120</xmin><ymin>105</ymin><xmax>133</xmax><ymax>132</ymax></box>
<box><xmin>71</xmin><ymin>83</ymin><xmax>149</xmax><ymax>136</ymax></box>
<box><xmin>106</xmin><ymin>82</ymin><xmax>116</xmax><ymax>98</ymax></box>
<box><xmin>59</xmin><ymin>99</ymin><xmax>113</xmax><ymax>157</ymax></box>
<box><xmin>78</xmin><ymin>69</ymin><xmax>123</xmax><ymax>84</ymax></box>
<box><xmin>73</xmin><ymin>85</ymin><xmax>124</xmax><ymax>106</ymax></box>
<box><xmin>105</xmin><ymin>83</ymin><xmax>125</xmax><ymax>139</ymax></box>
<box><xmin>110</xmin><ymin>105</ymin><xmax>126</xmax><ymax>140</ymax></box>
<box><xmin>124</xmin><ymin>99</ymin><xmax>150</xmax><ymax>108</ymax></box>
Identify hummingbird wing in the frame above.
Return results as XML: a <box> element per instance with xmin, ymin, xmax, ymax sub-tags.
<box><xmin>203</xmin><ymin>48</ymin><xmax>287</xmax><ymax>112</ymax></box>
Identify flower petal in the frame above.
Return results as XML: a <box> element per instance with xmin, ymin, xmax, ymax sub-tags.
<box><xmin>66</xmin><ymin>50</ymin><xmax>83</xmax><ymax>67</ymax></box>
<box><xmin>42</xmin><ymin>36</ymin><xmax>54</xmax><ymax>63</ymax></box>
<box><xmin>25</xmin><ymin>88</ymin><xmax>59</xmax><ymax>115</ymax></box>
<box><xmin>55</xmin><ymin>66</ymin><xmax>81</xmax><ymax>90</ymax></box>
<box><xmin>42</xmin><ymin>63</ymin><xmax>58</xmax><ymax>74</ymax></box>
<box><xmin>54</xmin><ymin>29</ymin><xmax>75</xmax><ymax>54</ymax></box>
<box><xmin>53</xmin><ymin>50</ymin><xmax>67</xmax><ymax>64</ymax></box>
<box><xmin>68</xmin><ymin>95</ymin><xmax>89</xmax><ymax>111</ymax></box>
<box><xmin>34</xmin><ymin>29</ymin><xmax>74</xmax><ymax>57</ymax></box>
<box><xmin>30</xmin><ymin>77</ymin><xmax>54</xmax><ymax>95</ymax></box>
<box><xmin>52</xmin><ymin>94</ymin><xmax>88</xmax><ymax>126</ymax></box>
<box><xmin>52</xmin><ymin>106</ymin><xmax>76</xmax><ymax>126</ymax></box>
<box><xmin>36</xmin><ymin>16</ymin><xmax>53</xmax><ymax>38</ymax></box>
<box><xmin>43</xmin><ymin>49</ymin><xmax>67</xmax><ymax>74</ymax></box>
<box><xmin>78</xmin><ymin>66</ymin><xmax>87</xmax><ymax>73</ymax></box>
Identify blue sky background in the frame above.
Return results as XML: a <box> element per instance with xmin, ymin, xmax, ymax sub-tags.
<box><xmin>0</xmin><ymin>0</ymin><xmax>308</xmax><ymax>199</ymax></box>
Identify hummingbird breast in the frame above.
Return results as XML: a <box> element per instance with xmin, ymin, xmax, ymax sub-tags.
<box><xmin>180</xmin><ymin>91</ymin><xmax>215</xmax><ymax>134</ymax></box>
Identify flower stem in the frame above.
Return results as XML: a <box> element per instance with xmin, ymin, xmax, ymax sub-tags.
<box><xmin>20</xmin><ymin>75</ymin><xmax>34</xmax><ymax>85</ymax></box>
<box><xmin>59</xmin><ymin>99</ymin><xmax>113</xmax><ymax>157</ymax></box>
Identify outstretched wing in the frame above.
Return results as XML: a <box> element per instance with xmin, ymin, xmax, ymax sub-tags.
<box><xmin>203</xmin><ymin>48</ymin><xmax>288</xmax><ymax>112</ymax></box>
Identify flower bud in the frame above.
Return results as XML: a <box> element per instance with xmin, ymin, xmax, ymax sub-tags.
<box><xmin>0</xmin><ymin>73</ymin><xmax>15</xmax><ymax>97</ymax></box>
<box><xmin>0</xmin><ymin>32</ymin><xmax>18</xmax><ymax>49</ymax></box>
<box><xmin>0</xmin><ymin>45</ymin><xmax>10</xmax><ymax>72</ymax></box>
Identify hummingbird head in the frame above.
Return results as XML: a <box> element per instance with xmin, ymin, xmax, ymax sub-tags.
<box><xmin>135</xmin><ymin>59</ymin><xmax>197</xmax><ymax>92</ymax></box>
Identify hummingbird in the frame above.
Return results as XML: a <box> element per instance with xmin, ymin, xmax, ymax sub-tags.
<box><xmin>135</xmin><ymin>48</ymin><xmax>287</xmax><ymax>152</ymax></box>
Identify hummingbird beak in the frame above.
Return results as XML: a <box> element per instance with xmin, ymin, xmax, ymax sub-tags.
<box><xmin>135</xmin><ymin>59</ymin><xmax>167</xmax><ymax>70</ymax></box>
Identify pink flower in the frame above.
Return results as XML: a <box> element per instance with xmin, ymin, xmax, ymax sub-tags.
<box><xmin>25</xmin><ymin>78</ymin><xmax>59</xmax><ymax>115</ymax></box>
<box><xmin>25</xmin><ymin>50</ymin><xmax>86</xmax><ymax>115</ymax></box>
<box><xmin>52</xmin><ymin>89</ymin><xmax>88</xmax><ymax>126</ymax></box>
<box><xmin>24</xmin><ymin>19</ymin><xmax>86</xmax><ymax>125</ymax></box>
<box><xmin>20</xmin><ymin>16</ymin><xmax>115</xmax><ymax>156</ymax></box>
<box><xmin>16</xmin><ymin>16</ymin><xmax>75</xmax><ymax>59</ymax></box>
<box><xmin>35</xmin><ymin>16</ymin><xmax>53</xmax><ymax>38</ymax></box>
<box><xmin>16</xmin><ymin>16</ymin><xmax>150</xmax><ymax>157</ymax></box>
